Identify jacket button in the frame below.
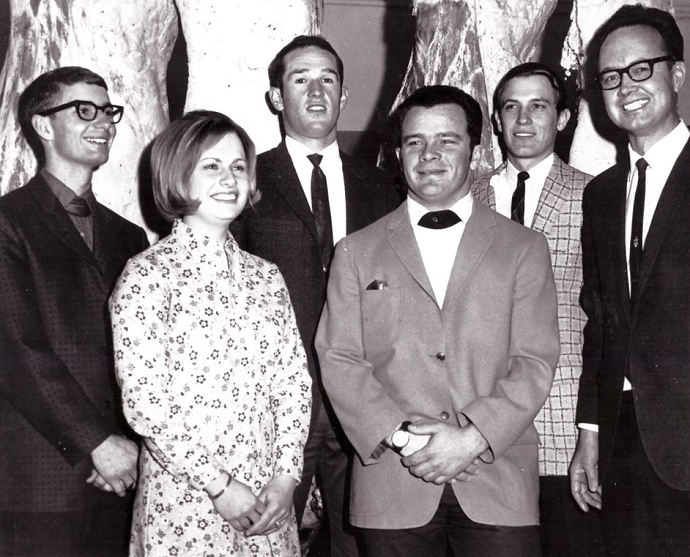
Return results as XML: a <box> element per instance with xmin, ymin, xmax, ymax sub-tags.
<box><xmin>440</xmin><ymin>411</ymin><xmax>450</xmax><ymax>420</ymax></box>
<box><xmin>436</xmin><ymin>352</ymin><xmax>446</xmax><ymax>361</ymax></box>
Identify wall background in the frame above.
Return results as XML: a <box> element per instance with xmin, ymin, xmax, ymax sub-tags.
<box><xmin>1</xmin><ymin>0</ymin><xmax>689</xmax><ymax>166</ymax></box>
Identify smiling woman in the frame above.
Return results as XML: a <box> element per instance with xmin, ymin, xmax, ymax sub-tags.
<box><xmin>109</xmin><ymin>110</ymin><xmax>312</xmax><ymax>557</ymax></box>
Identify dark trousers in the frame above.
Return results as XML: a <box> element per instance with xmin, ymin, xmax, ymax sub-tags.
<box><xmin>600</xmin><ymin>392</ymin><xmax>690</xmax><ymax>557</ymax></box>
<box><xmin>358</xmin><ymin>484</ymin><xmax>541</xmax><ymax>557</ymax></box>
<box><xmin>539</xmin><ymin>475</ymin><xmax>605</xmax><ymax>557</ymax></box>
<box><xmin>294</xmin><ymin>398</ymin><xmax>359</xmax><ymax>557</ymax></box>
<box><xmin>0</xmin><ymin>497</ymin><xmax>131</xmax><ymax>557</ymax></box>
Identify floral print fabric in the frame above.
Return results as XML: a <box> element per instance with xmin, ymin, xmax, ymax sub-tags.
<box><xmin>110</xmin><ymin>220</ymin><xmax>311</xmax><ymax>556</ymax></box>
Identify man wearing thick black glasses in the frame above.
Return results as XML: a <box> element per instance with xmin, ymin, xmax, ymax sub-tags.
<box><xmin>570</xmin><ymin>6</ymin><xmax>690</xmax><ymax>557</ymax></box>
<box><xmin>0</xmin><ymin>67</ymin><xmax>148</xmax><ymax>557</ymax></box>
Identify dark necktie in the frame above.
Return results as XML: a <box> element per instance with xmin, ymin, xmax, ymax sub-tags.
<box><xmin>418</xmin><ymin>210</ymin><xmax>461</xmax><ymax>229</ymax></box>
<box><xmin>307</xmin><ymin>153</ymin><xmax>333</xmax><ymax>273</ymax></box>
<box><xmin>511</xmin><ymin>171</ymin><xmax>530</xmax><ymax>225</ymax></box>
<box><xmin>65</xmin><ymin>196</ymin><xmax>91</xmax><ymax>217</ymax></box>
<box><xmin>629</xmin><ymin>158</ymin><xmax>648</xmax><ymax>305</ymax></box>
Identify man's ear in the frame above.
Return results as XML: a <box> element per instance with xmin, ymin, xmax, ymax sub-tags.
<box><xmin>339</xmin><ymin>86</ymin><xmax>349</xmax><ymax>111</ymax></box>
<box><xmin>557</xmin><ymin>108</ymin><xmax>571</xmax><ymax>132</ymax></box>
<box><xmin>494</xmin><ymin>111</ymin><xmax>503</xmax><ymax>134</ymax></box>
<box><xmin>469</xmin><ymin>145</ymin><xmax>481</xmax><ymax>171</ymax></box>
<box><xmin>672</xmin><ymin>61</ymin><xmax>686</xmax><ymax>93</ymax></box>
<box><xmin>31</xmin><ymin>114</ymin><xmax>53</xmax><ymax>142</ymax></box>
<box><xmin>268</xmin><ymin>87</ymin><xmax>284</xmax><ymax>113</ymax></box>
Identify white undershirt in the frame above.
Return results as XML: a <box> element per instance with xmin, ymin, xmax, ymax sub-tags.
<box><xmin>407</xmin><ymin>194</ymin><xmax>473</xmax><ymax>307</ymax></box>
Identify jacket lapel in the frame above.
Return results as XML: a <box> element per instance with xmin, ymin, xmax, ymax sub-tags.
<box><xmin>531</xmin><ymin>156</ymin><xmax>568</xmax><ymax>235</ymax></box>
<box><xmin>28</xmin><ymin>177</ymin><xmax>97</xmax><ymax>266</ymax></box>
<box><xmin>637</xmin><ymin>139</ymin><xmax>690</xmax><ymax>296</ymax></box>
<box><xmin>92</xmin><ymin>203</ymin><xmax>122</xmax><ymax>280</ymax></box>
<box><xmin>268</xmin><ymin>142</ymin><xmax>318</xmax><ymax>239</ymax></box>
<box><xmin>386</xmin><ymin>204</ymin><xmax>437</xmax><ymax>304</ymax></box>
<box><xmin>607</xmin><ymin>163</ymin><xmax>632</xmax><ymax>323</ymax></box>
<box><xmin>443</xmin><ymin>200</ymin><xmax>494</xmax><ymax>311</ymax></box>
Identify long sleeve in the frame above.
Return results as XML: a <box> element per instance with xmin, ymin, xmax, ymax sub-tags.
<box><xmin>267</xmin><ymin>274</ymin><xmax>311</xmax><ymax>481</ymax></box>
<box><xmin>0</xmin><ymin>203</ymin><xmax>114</xmax><ymax>465</ymax></box>
<box><xmin>110</xmin><ymin>255</ymin><xmax>225</xmax><ymax>490</ymax></box>
<box><xmin>576</xmin><ymin>185</ymin><xmax>603</xmax><ymax>425</ymax></box>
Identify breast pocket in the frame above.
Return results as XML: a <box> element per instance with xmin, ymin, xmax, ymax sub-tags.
<box><xmin>361</xmin><ymin>289</ymin><xmax>403</xmax><ymax>351</ymax></box>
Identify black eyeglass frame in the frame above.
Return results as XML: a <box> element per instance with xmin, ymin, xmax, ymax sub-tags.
<box><xmin>37</xmin><ymin>100</ymin><xmax>125</xmax><ymax>124</ymax></box>
<box><xmin>597</xmin><ymin>55</ymin><xmax>675</xmax><ymax>91</ymax></box>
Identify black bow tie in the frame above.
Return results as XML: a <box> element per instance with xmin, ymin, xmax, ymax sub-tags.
<box><xmin>418</xmin><ymin>210</ymin><xmax>461</xmax><ymax>229</ymax></box>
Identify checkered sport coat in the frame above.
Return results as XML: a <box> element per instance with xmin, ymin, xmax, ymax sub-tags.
<box><xmin>472</xmin><ymin>155</ymin><xmax>591</xmax><ymax>476</ymax></box>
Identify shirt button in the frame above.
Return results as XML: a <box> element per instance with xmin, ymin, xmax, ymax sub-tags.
<box><xmin>440</xmin><ymin>411</ymin><xmax>450</xmax><ymax>420</ymax></box>
<box><xmin>436</xmin><ymin>352</ymin><xmax>446</xmax><ymax>361</ymax></box>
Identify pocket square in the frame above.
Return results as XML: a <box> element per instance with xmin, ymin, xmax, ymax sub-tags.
<box><xmin>366</xmin><ymin>279</ymin><xmax>388</xmax><ymax>290</ymax></box>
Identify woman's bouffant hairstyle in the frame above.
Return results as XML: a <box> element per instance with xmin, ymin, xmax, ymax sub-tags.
<box><xmin>150</xmin><ymin>110</ymin><xmax>258</xmax><ymax>222</ymax></box>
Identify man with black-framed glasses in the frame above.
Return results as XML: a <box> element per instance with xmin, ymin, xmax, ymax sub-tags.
<box><xmin>0</xmin><ymin>66</ymin><xmax>148</xmax><ymax>557</ymax></box>
<box><xmin>570</xmin><ymin>6</ymin><xmax>690</xmax><ymax>557</ymax></box>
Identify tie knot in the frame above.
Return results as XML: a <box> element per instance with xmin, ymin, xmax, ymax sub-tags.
<box><xmin>635</xmin><ymin>158</ymin><xmax>649</xmax><ymax>172</ymax></box>
<box><xmin>65</xmin><ymin>196</ymin><xmax>91</xmax><ymax>217</ymax></box>
<box><xmin>418</xmin><ymin>210</ymin><xmax>461</xmax><ymax>229</ymax></box>
<box><xmin>518</xmin><ymin>171</ymin><xmax>530</xmax><ymax>183</ymax></box>
<box><xmin>307</xmin><ymin>153</ymin><xmax>323</xmax><ymax>168</ymax></box>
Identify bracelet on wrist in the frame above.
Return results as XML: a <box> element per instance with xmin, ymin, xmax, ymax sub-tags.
<box><xmin>208</xmin><ymin>473</ymin><xmax>232</xmax><ymax>501</ymax></box>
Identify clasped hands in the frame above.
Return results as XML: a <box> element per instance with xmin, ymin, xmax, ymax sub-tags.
<box><xmin>398</xmin><ymin>419</ymin><xmax>488</xmax><ymax>485</ymax></box>
<box><xmin>87</xmin><ymin>434</ymin><xmax>139</xmax><ymax>497</ymax></box>
<box><xmin>208</xmin><ymin>473</ymin><xmax>296</xmax><ymax>536</ymax></box>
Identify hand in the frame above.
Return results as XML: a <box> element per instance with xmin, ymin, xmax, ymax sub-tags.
<box><xmin>211</xmin><ymin>477</ymin><xmax>266</xmax><ymax>532</ymax></box>
<box><xmin>401</xmin><ymin>419</ymin><xmax>488</xmax><ymax>484</ymax></box>
<box><xmin>90</xmin><ymin>434</ymin><xmax>138</xmax><ymax>497</ymax></box>
<box><xmin>245</xmin><ymin>475</ymin><xmax>297</xmax><ymax>536</ymax></box>
<box><xmin>449</xmin><ymin>458</ymin><xmax>482</xmax><ymax>483</ymax></box>
<box><xmin>86</xmin><ymin>469</ymin><xmax>114</xmax><ymax>492</ymax></box>
<box><xmin>399</xmin><ymin>432</ymin><xmax>431</xmax><ymax>457</ymax></box>
<box><xmin>569</xmin><ymin>429</ymin><xmax>602</xmax><ymax>512</ymax></box>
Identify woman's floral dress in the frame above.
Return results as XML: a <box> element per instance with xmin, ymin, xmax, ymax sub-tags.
<box><xmin>109</xmin><ymin>221</ymin><xmax>311</xmax><ymax>557</ymax></box>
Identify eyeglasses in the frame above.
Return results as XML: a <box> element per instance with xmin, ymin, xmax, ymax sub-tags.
<box><xmin>597</xmin><ymin>55</ymin><xmax>674</xmax><ymax>91</ymax></box>
<box><xmin>38</xmin><ymin>100</ymin><xmax>124</xmax><ymax>124</ymax></box>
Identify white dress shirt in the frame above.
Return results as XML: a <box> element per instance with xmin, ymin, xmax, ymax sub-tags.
<box><xmin>407</xmin><ymin>194</ymin><xmax>473</xmax><ymax>307</ymax></box>
<box><xmin>492</xmin><ymin>153</ymin><xmax>554</xmax><ymax>227</ymax></box>
<box><xmin>625</xmin><ymin>121</ymin><xmax>690</xmax><ymax>290</ymax></box>
<box><xmin>285</xmin><ymin>136</ymin><xmax>347</xmax><ymax>244</ymax></box>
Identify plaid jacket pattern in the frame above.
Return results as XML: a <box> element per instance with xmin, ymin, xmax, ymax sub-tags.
<box><xmin>472</xmin><ymin>155</ymin><xmax>592</xmax><ymax>475</ymax></box>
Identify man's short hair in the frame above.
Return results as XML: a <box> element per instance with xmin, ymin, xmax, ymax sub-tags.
<box><xmin>391</xmin><ymin>85</ymin><xmax>483</xmax><ymax>151</ymax></box>
<box><xmin>268</xmin><ymin>35</ymin><xmax>344</xmax><ymax>91</ymax></box>
<box><xmin>150</xmin><ymin>110</ymin><xmax>257</xmax><ymax>223</ymax></box>
<box><xmin>589</xmin><ymin>4</ymin><xmax>683</xmax><ymax>74</ymax></box>
<box><xmin>18</xmin><ymin>66</ymin><xmax>108</xmax><ymax>163</ymax></box>
<box><xmin>493</xmin><ymin>62</ymin><xmax>567</xmax><ymax>115</ymax></box>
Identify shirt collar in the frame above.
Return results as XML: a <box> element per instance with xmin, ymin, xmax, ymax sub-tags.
<box><xmin>285</xmin><ymin>135</ymin><xmax>340</xmax><ymax>161</ymax></box>
<box><xmin>407</xmin><ymin>192</ymin><xmax>473</xmax><ymax>227</ymax></box>
<box><xmin>505</xmin><ymin>153</ymin><xmax>553</xmax><ymax>189</ymax></box>
<box><xmin>627</xmin><ymin>120</ymin><xmax>690</xmax><ymax>172</ymax></box>
<box><xmin>41</xmin><ymin>168</ymin><xmax>96</xmax><ymax>211</ymax></box>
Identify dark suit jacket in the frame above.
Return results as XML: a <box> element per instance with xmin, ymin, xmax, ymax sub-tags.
<box><xmin>0</xmin><ymin>174</ymin><xmax>149</xmax><ymax>512</ymax></box>
<box><xmin>230</xmin><ymin>141</ymin><xmax>402</xmax><ymax>395</ymax></box>
<box><xmin>316</xmin><ymin>201</ymin><xmax>559</xmax><ymax>528</ymax></box>
<box><xmin>576</xmin><ymin>139</ymin><xmax>690</xmax><ymax>491</ymax></box>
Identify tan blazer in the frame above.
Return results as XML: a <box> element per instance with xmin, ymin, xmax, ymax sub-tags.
<box><xmin>472</xmin><ymin>155</ymin><xmax>591</xmax><ymax>476</ymax></box>
<box><xmin>316</xmin><ymin>199</ymin><xmax>559</xmax><ymax>529</ymax></box>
